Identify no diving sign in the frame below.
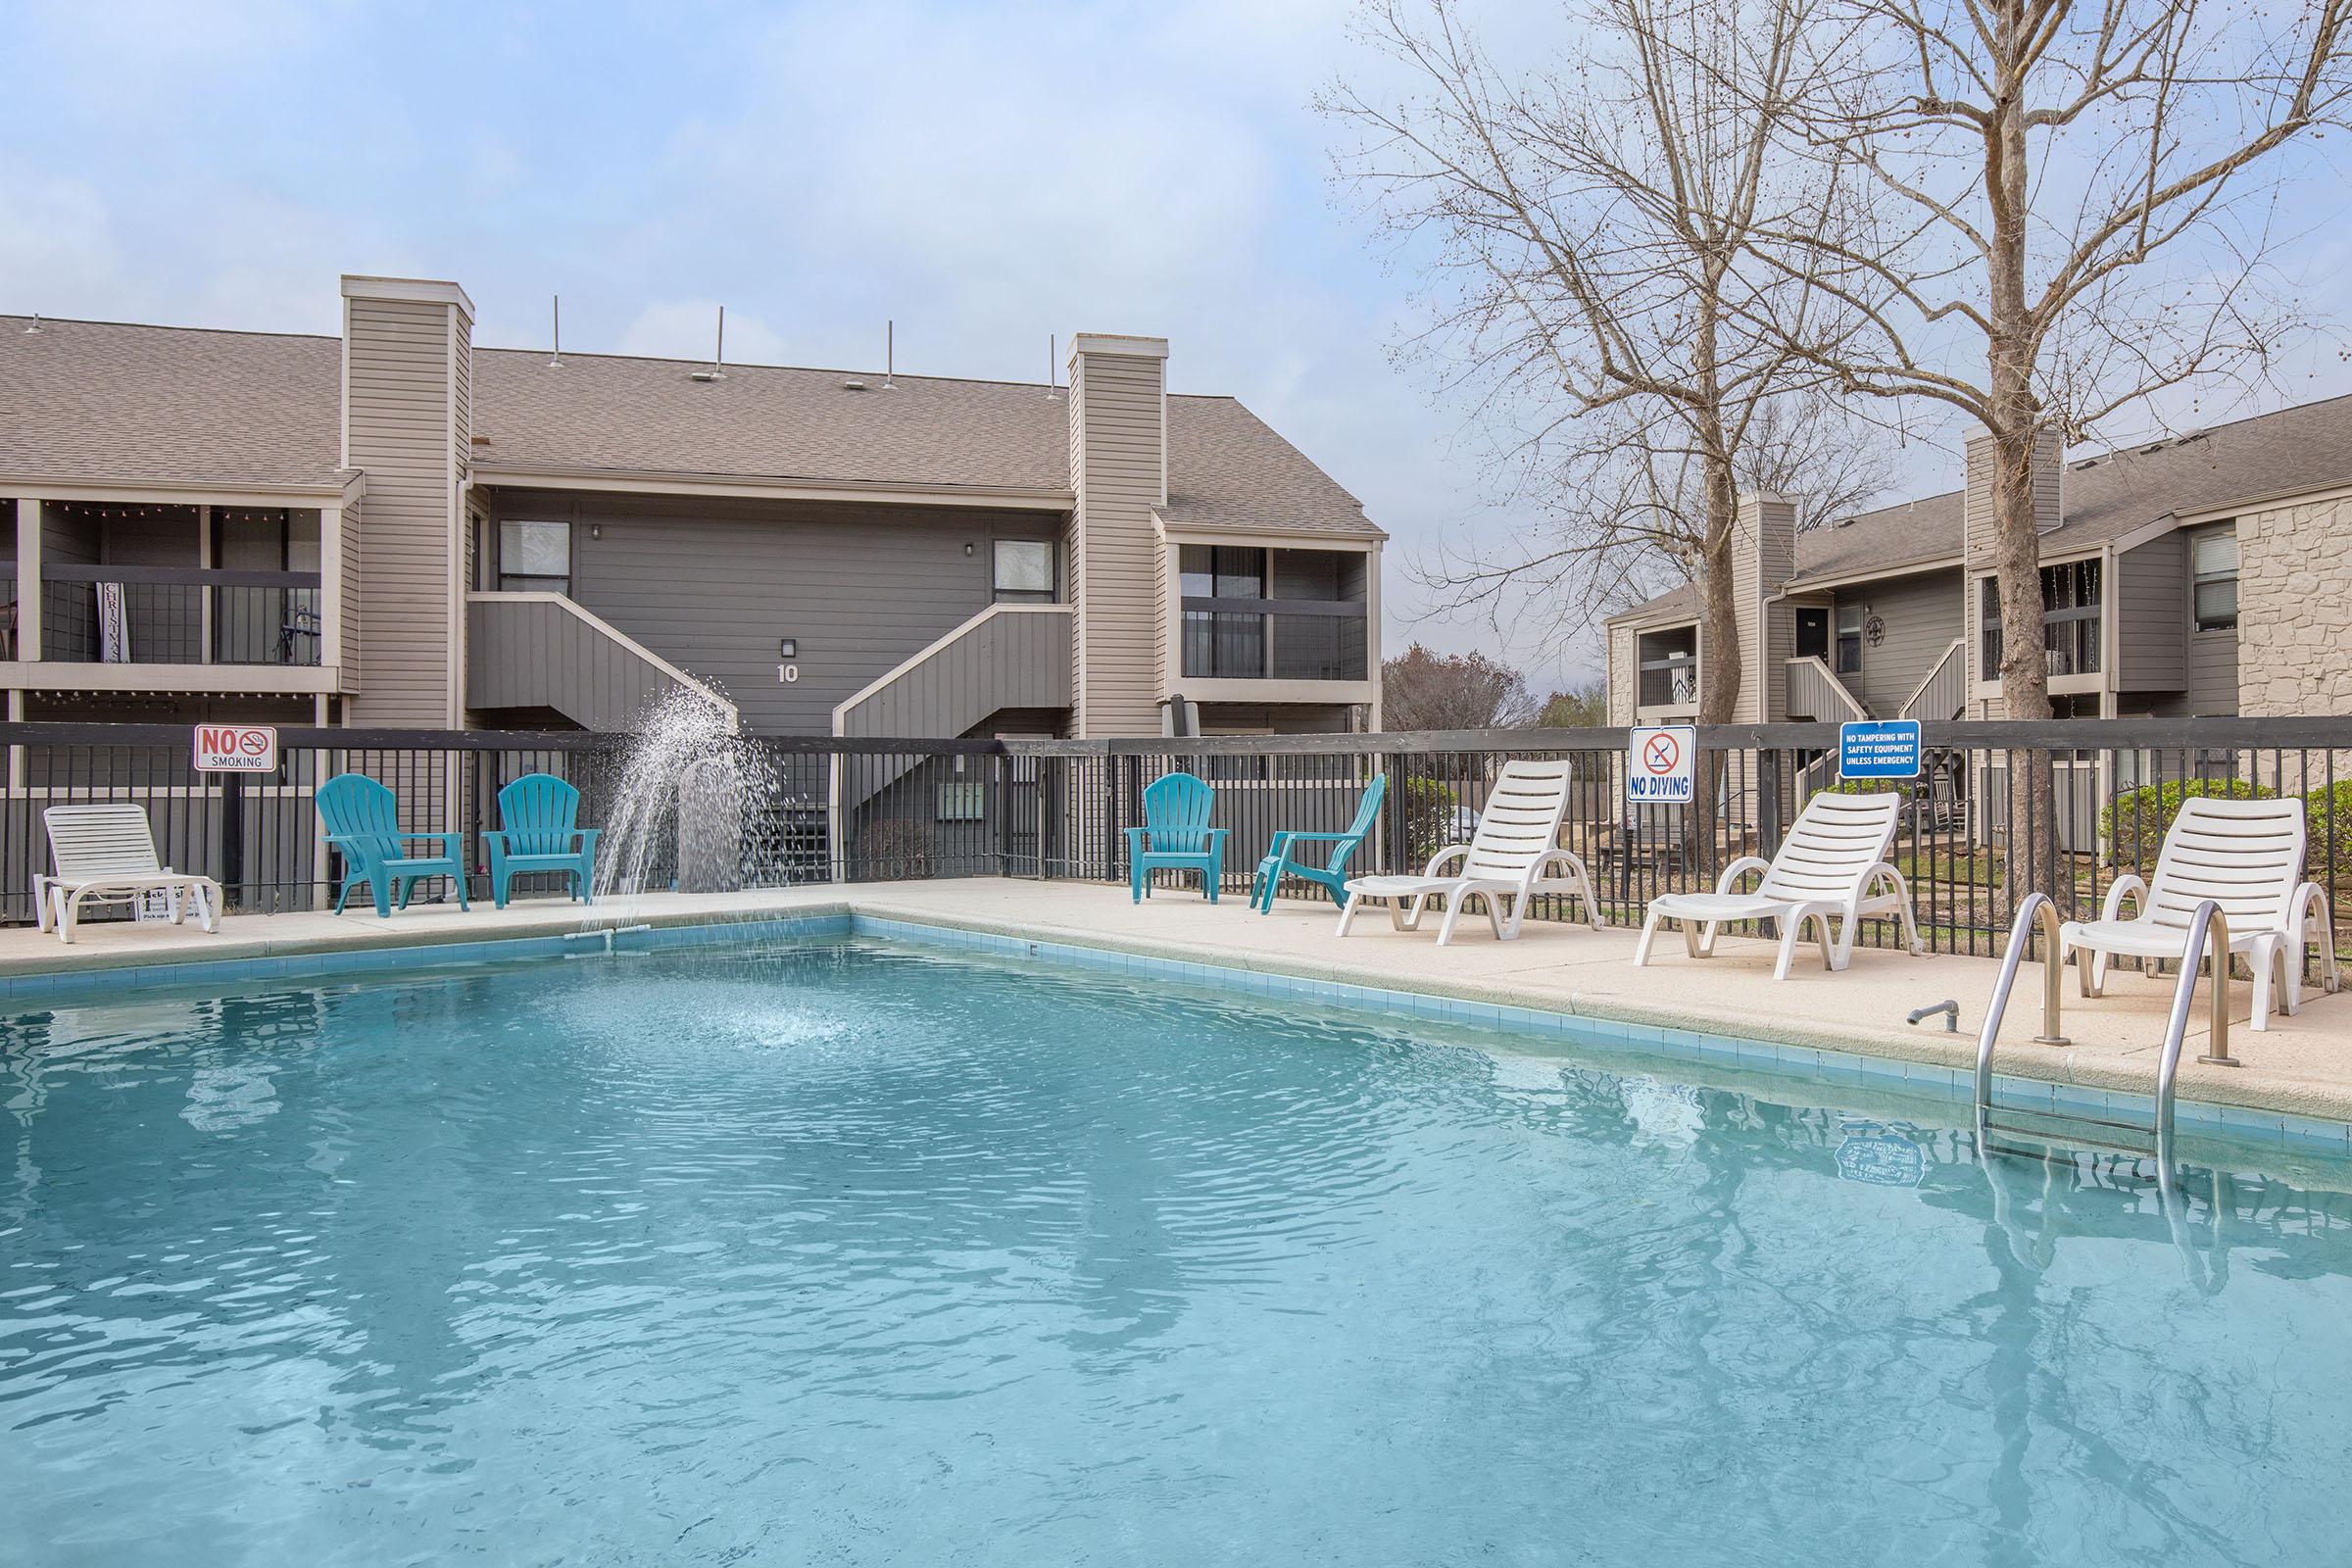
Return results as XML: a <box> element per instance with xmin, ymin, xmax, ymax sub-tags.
<box><xmin>1628</xmin><ymin>724</ymin><xmax>1695</xmax><ymax>806</ymax></box>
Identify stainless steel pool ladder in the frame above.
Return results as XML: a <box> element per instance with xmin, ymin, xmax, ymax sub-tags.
<box><xmin>1973</xmin><ymin>892</ymin><xmax>2230</xmax><ymax>1161</ymax></box>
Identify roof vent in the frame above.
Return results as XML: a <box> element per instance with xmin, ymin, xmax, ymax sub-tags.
<box><xmin>1833</xmin><ymin>514</ymin><xmax>1855</xmax><ymax>528</ymax></box>
<box><xmin>22</xmin><ymin>313</ymin><xmax>39</xmax><ymax>334</ymax></box>
<box><xmin>844</xmin><ymin>377</ymin><xmax>868</xmax><ymax>392</ymax></box>
<box><xmin>689</xmin><ymin>304</ymin><xmax>727</xmax><ymax>382</ymax></box>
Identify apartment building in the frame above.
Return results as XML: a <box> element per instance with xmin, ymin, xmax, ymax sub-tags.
<box><xmin>1605</xmin><ymin>395</ymin><xmax>2352</xmax><ymax>729</ymax></box>
<box><xmin>0</xmin><ymin>275</ymin><xmax>1384</xmax><ymax>742</ymax></box>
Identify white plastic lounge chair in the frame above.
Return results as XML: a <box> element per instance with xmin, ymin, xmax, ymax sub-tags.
<box><xmin>1635</xmin><ymin>790</ymin><xmax>1920</xmax><ymax>979</ymax></box>
<box><xmin>2059</xmin><ymin>794</ymin><xmax>2335</xmax><ymax>1031</ymax></box>
<box><xmin>37</xmin><ymin>804</ymin><xmax>220</xmax><ymax>945</ymax></box>
<box><xmin>1337</xmin><ymin>758</ymin><xmax>1598</xmax><ymax>945</ymax></box>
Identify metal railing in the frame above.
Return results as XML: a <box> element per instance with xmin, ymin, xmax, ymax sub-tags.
<box><xmin>5</xmin><ymin>718</ymin><xmax>2350</xmax><ymax>977</ymax></box>
<box><xmin>37</xmin><ymin>566</ymin><xmax>323</xmax><ymax>665</ymax></box>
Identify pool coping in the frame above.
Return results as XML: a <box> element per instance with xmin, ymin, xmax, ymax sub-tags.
<box><xmin>4</xmin><ymin>897</ymin><xmax>2349</xmax><ymax>1157</ymax></box>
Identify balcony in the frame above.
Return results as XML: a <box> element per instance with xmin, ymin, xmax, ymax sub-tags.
<box><xmin>1635</xmin><ymin>626</ymin><xmax>1698</xmax><ymax>720</ymax></box>
<box><xmin>1980</xmin><ymin>560</ymin><xmax>2102</xmax><ymax>690</ymax></box>
<box><xmin>38</xmin><ymin>566</ymin><xmax>321</xmax><ymax>666</ymax></box>
<box><xmin>1173</xmin><ymin>544</ymin><xmax>1373</xmax><ymax>702</ymax></box>
<box><xmin>4</xmin><ymin>499</ymin><xmax>339</xmax><ymax>696</ymax></box>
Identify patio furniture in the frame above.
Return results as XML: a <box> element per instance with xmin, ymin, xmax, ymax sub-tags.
<box><xmin>483</xmin><ymin>772</ymin><xmax>601</xmax><ymax>908</ymax></box>
<box><xmin>1635</xmin><ymin>790</ymin><xmax>1920</xmax><ymax>979</ymax></box>
<box><xmin>1126</xmin><ymin>772</ymin><xmax>1228</xmax><ymax>902</ymax></box>
<box><xmin>36</xmin><ymin>804</ymin><xmax>220</xmax><ymax>945</ymax></box>
<box><xmin>1250</xmin><ymin>774</ymin><xmax>1387</xmax><ymax>912</ymax></box>
<box><xmin>1337</xmin><ymin>758</ymin><xmax>1598</xmax><ymax>945</ymax></box>
<box><xmin>317</xmin><ymin>772</ymin><xmax>470</xmax><ymax>918</ymax></box>
<box><xmin>2059</xmin><ymin>795</ymin><xmax>2335</xmax><ymax>1030</ymax></box>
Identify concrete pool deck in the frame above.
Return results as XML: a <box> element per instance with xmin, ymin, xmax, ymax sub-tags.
<box><xmin>3</xmin><ymin>876</ymin><xmax>2349</xmax><ymax>1127</ymax></box>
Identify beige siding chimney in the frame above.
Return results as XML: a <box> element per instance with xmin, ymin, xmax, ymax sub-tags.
<box><xmin>340</xmin><ymin>274</ymin><xmax>474</xmax><ymax>728</ymax></box>
<box><xmin>1066</xmin><ymin>332</ymin><xmax>1168</xmax><ymax>738</ymax></box>
<box><xmin>1730</xmin><ymin>492</ymin><xmax>1798</xmax><ymax>722</ymax></box>
<box><xmin>1964</xmin><ymin>427</ymin><xmax>2063</xmax><ymax>563</ymax></box>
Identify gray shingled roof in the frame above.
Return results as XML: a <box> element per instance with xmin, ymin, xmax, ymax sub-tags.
<box><xmin>1611</xmin><ymin>392</ymin><xmax>2352</xmax><ymax>623</ymax></box>
<box><xmin>0</xmin><ymin>316</ymin><xmax>1383</xmax><ymax>539</ymax></box>
<box><xmin>0</xmin><ymin>318</ymin><xmax>344</xmax><ymax>490</ymax></box>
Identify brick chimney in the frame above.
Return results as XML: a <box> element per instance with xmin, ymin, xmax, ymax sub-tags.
<box><xmin>1730</xmin><ymin>491</ymin><xmax>1797</xmax><ymax>722</ymax></box>
<box><xmin>1065</xmin><ymin>332</ymin><xmax>1168</xmax><ymax>738</ymax></box>
<box><xmin>340</xmin><ymin>274</ymin><xmax>474</xmax><ymax>727</ymax></box>
<box><xmin>1964</xmin><ymin>427</ymin><xmax>2063</xmax><ymax>563</ymax></box>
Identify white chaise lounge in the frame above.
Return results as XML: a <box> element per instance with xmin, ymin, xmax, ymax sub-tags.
<box><xmin>1634</xmin><ymin>790</ymin><xmax>1921</xmax><ymax>979</ymax></box>
<box><xmin>2059</xmin><ymin>794</ymin><xmax>2335</xmax><ymax>1031</ymax></box>
<box><xmin>38</xmin><ymin>804</ymin><xmax>220</xmax><ymax>945</ymax></box>
<box><xmin>1337</xmin><ymin>757</ymin><xmax>1598</xmax><ymax>945</ymax></box>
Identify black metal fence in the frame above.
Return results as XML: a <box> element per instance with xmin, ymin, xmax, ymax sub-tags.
<box><xmin>5</xmin><ymin>717</ymin><xmax>2347</xmax><ymax>967</ymax></box>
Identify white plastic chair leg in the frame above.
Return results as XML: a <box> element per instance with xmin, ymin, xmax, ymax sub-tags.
<box><xmin>1634</xmin><ymin>907</ymin><xmax>1666</xmax><ymax>966</ymax></box>
<box><xmin>1436</xmin><ymin>896</ymin><xmax>1467</xmax><ymax>947</ymax></box>
<box><xmin>1772</xmin><ymin>913</ymin><xmax>1805</xmax><ymax>981</ymax></box>
<box><xmin>1336</xmin><ymin>893</ymin><xmax>1361</xmax><ymax>937</ymax></box>
<box><xmin>1694</xmin><ymin>920</ymin><xmax>1719</xmax><ymax>957</ymax></box>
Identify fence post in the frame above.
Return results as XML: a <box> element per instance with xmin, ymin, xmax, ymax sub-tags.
<box><xmin>219</xmin><ymin>769</ymin><xmax>245</xmax><ymax>913</ymax></box>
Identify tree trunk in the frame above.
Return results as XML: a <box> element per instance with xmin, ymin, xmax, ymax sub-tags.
<box><xmin>1984</xmin><ymin>2</ymin><xmax>2057</xmax><ymax>896</ymax></box>
<box><xmin>1692</xmin><ymin>451</ymin><xmax>1741</xmax><ymax>866</ymax></box>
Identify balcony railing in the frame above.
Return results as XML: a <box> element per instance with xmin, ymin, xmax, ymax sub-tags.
<box><xmin>1638</xmin><ymin>654</ymin><xmax>1698</xmax><ymax>710</ymax></box>
<box><xmin>36</xmin><ymin>565</ymin><xmax>322</xmax><ymax>666</ymax></box>
<box><xmin>1180</xmin><ymin>596</ymin><xmax>1369</xmax><ymax>682</ymax></box>
<box><xmin>1983</xmin><ymin>609</ymin><xmax>2101</xmax><ymax>682</ymax></box>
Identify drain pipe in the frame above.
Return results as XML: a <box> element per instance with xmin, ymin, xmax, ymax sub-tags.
<box><xmin>1907</xmin><ymin>999</ymin><xmax>1959</xmax><ymax>1033</ymax></box>
<box><xmin>562</xmin><ymin>922</ymin><xmax>656</xmax><ymax>956</ymax></box>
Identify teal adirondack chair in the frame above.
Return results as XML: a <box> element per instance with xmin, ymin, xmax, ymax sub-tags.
<box><xmin>1124</xmin><ymin>772</ymin><xmax>1227</xmax><ymax>903</ymax></box>
<box><xmin>317</xmin><ymin>772</ymin><xmax>469</xmax><ymax>917</ymax></box>
<box><xmin>1250</xmin><ymin>774</ymin><xmax>1388</xmax><ymax>913</ymax></box>
<box><xmin>483</xmin><ymin>773</ymin><xmax>601</xmax><ymax>908</ymax></box>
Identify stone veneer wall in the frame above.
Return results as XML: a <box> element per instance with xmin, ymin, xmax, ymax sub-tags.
<box><xmin>1606</xmin><ymin>621</ymin><xmax>1638</xmax><ymax>726</ymax></box>
<box><xmin>2235</xmin><ymin>494</ymin><xmax>2352</xmax><ymax>717</ymax></box>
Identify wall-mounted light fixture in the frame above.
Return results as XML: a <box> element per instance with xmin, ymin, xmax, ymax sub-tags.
<box><xmin>778</xmin><ymin>638</ymin><xmax>798</xmax><ymax>660</ymax></box>
<box><xmin>964</xmin><ymin>541</ymin><xmax>975</xmax><ymax>557</ymax></box>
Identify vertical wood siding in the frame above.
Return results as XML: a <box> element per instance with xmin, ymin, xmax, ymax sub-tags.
<box><xmin>2115</xmin><ymin>532</ymin><xmax>2188</xmax><ymax>692</ymax></box>
<box><xmin>344</xmin><ymin>297</ymin><xmax>458</xmax><ymax>726</ymax></box>
<box><xmin>1831</xmin><ymin>567</ymin><xmax>1963</xmax><ymax>717</ymax></box>
<box><xmin>338</xmin><ymin>492</ymin><xmax>364</xmax><ymax>685</ymax></box>
<box><xmin>836</xmin><ymin>606</ymin><xmax>1072</xmax><ymax>738</ymax></box>
<box><xmin>484</xmin><ymin>490</ymin><xmax>1062</xmax><ymax>735</ymax></box>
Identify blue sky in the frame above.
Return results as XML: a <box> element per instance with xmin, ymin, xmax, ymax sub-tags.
<box><xmin>6</xmin><ymin>0</ymin><xmax>2350</xmax><ymax>691</ymax></box>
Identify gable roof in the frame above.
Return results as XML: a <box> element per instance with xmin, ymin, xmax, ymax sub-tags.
<box><xmin>1609</xmin><ymin>391</ymin><xmax>2352</xmax><ymax>624</ymax></box>
<box><xmin>0</xmin><ymin>315</ymin><xmax>1383</xmax><ymax>540</ymax></box>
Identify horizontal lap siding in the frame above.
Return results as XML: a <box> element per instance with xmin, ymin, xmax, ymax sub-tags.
<box><xmin>1071</xmin><ymin>352</ymin><xmax>1163</xmax><ymax>737</ymax></box>
<box><xmin>495</xmin><ymin>491</ymin><xmax>1060</xmax><ymax>735</ymax></box>
<box><xmin>2190</xmin><ymin>628</ymin><xmax>2239</xmax><ymax>715</ymax></box>
<box><xmin>346</xmin><ymin>298</ymin><xmax>457</xmax><ymax>726</ymax></box>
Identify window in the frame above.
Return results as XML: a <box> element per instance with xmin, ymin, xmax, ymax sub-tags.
<box><xmin>993</xmin><ymin>539</ymin><xmax>1054</xmax><ymax>604</ymax></box>
<box><xmin>2192</xmin><ymin>528</ymin><xmax>2238</xmax><ymax>632</ymax></box>
<box><xmin>499</xmin><ymin>519</ymin><xmax>570</xmax><ymax>596</ymax></box>
<box><xmin>1794</xmin><ymin>607</ymin><xmax>1829</xmax><ymax>662</ymax></box>
<box><xmin>1835</xmin><ymin>604</ymin><xmax>1863</xmax><ymax>675</ymax></box>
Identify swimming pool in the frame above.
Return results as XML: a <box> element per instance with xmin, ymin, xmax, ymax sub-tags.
<box><xmin>5</xmin><ymin>937</ymin><xmax>2348</xmax><ymax>1566</ymax></box>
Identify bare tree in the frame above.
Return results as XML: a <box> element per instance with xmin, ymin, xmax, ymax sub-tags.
<box><xmin>1382</xmin><ymin>643</ymin><xmax>1542</xmax><ymax>730</ymax></box>
<box><xmin>1323</xmin><ymin>0</ymin><xmax>1861</xmax><ymax>729</ymax></box>
<box><xmin>1764</xmin><ymin>0</ymin><xmax>2351</xmax><ymax>728</ymax></box>
<box><xmin>1410</xmin><ymin>389</ymin><xmax>1896</xmax><ymax>661</ymax></box>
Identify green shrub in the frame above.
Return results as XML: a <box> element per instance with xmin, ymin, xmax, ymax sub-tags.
<box><xmin>1821</xmin><ymin>777</ymin><xmax>1915</xmax><ymax>801</ymax></box>
<box><xmin>2305</xmin><ymin>781</ymin><xmax>2352</xmax><ymax>869</ymax></box>
<box><xmin>2100</xmin><ymin>778</ymin><xmax>2275</xmax><ymax>868</ymax></box>
<box><xmin>1396</xmin><ymin>776</ymin><xmax>1460</xmax><ymax>867</ymax></box>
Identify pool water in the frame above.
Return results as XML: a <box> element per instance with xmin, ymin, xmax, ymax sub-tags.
<box><xmin>5</xmin><ymin>939</ymin><xmax>2350</xmax><ymax>1567</ymax></box>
